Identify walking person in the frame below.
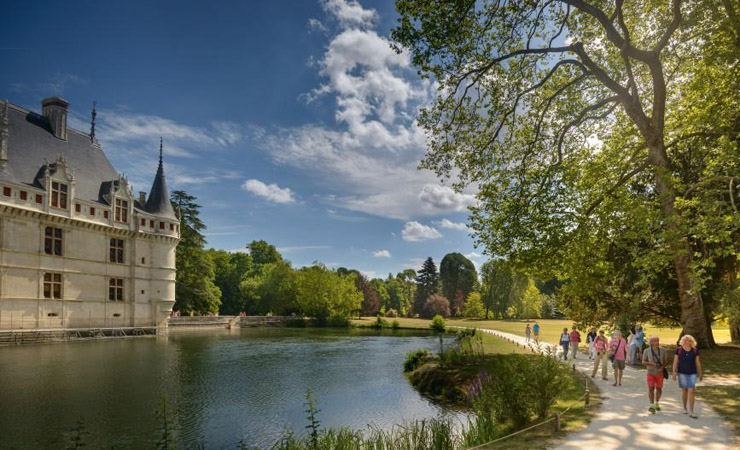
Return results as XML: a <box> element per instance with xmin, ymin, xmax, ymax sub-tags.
<box><xmin>560</xmin><ymin>327</ymin><xmax>570</xmax><ymax>361</ymax></box>
<box><xmin>630</xmin><ymin>325</ymin><xmax>645</xmax><ymax>365</ymax></box>
<box><xmin>533</xmin><ymin>321</ymin><xmax>540</xmax><ymax>344</ymax></box>
<box><xmin>610</xmin><ymin>330</ymin><xmax>627</xmax><ymax>386</ymax></box>
<box><xmin>591</xmin><ymin>330</ymin><xmax>609</xmax><ymax>380</ymax></box>
<box><xmin>569</xmin><ymin>326</ymin><xmax>581</xmax><ymax>359</ymax></box>
<box><xmin>627</xmin><ymin>328</ymin><xmax>636</xmax><ymax>364</ymax></box>
<box><xmin>587</xmin><ymin>328</ymin><xmax>597</xmax><ymax>360</ymax></box>
<box><xmin>642</xmin><ymin>336</ymin><xmax>669</xmax><ymax>414</ymax></box>
<box><xmin>672</xmin><ymin>335</ymin><xmax>703</xmax><ymax>418</ymax></box>
<box><xmin>525</xmin><ymin>323</ymin><xmax>532</xmax><ymax>343</ymax></box>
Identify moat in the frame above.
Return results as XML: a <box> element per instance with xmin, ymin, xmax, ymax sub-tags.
<box><xmin>0</xmin><ymin>328</ymin><xmax>457</xmax><ymax>449</ymax></box>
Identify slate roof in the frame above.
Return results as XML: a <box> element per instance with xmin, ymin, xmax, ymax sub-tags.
<box><xmin>145</xmin><ymin>149</ymin><xmax>177</xmax><ymax>220</ymax></box>
<box><xmin>1</xmin><ymin>102</ymin><xmax>119</xmax><ymax>205</ymax></box>
<box><xmin>1</xmin><ymin>100</ymin><xmax>176</xmax><ymax>219</ymax></box>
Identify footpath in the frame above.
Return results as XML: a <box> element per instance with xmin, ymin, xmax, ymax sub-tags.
<box><xmin>470</xmin><ymin>327</ymin><xmax>735</xmax><ymax>450</ymax></box>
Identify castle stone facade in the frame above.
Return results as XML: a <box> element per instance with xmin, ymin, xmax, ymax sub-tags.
<box><xmin>0</xmin><ymin>97</ymin><xmax>179</xmax><ymax>329</ymax></box>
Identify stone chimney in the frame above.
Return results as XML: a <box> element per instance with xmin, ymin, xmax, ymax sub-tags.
<box><xmin>139</xmin><ymin>191</ymin><xmax>147</xmax><ymax>204</ymax></box>
<box><xmin>41</xmin><ymin>97</ymin><xmax>69</xmax><ymax>140</ymax></box>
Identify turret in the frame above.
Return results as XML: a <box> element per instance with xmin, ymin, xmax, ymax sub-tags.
<box><xmin>144</xmin><ymin>138</ymin><xmax>177</xmax><ymax>220</ymax></box>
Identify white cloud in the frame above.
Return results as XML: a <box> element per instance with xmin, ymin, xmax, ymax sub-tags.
<box><xmin>242</xmin><ymin>179</ymin><xmax>296</xmax><ymax>204</ymax></box>
<box><xmin>373</xmin><ymin>249</ymin><xmax>391</xmax><ymax>258</ymax></box>
<box><xmin>402</xmin><ymin>221</ymin><xmax>443</xmax><ymax>242</ymax></box>
<box><xmin>436</xmin><ymin>218</ymin><xmax>469</xmax><ymax>231</ymax></box>
<box><xmin>419</xmin><ymin>185</ymin><xmax>476</xmax><ymax>212</ymax></box>
<box><xmin>322</xmin><ymin>0</ymin><xmax>377</xmax><ymax>27</ymax></box>
<box><xmin>465</xmin><ymin>252</ymin><xmax>482</xmax><ymax>259</ymax></box>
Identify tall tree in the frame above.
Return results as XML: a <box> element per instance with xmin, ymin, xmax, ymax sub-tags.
<box><xmin>355</xmin><ymin>273</ymin><xmax>380</xmax><ymax>317</ymax></box>
<box><xmin>414</xmin><ymin>257</ymin><xmax>439</xmax><ymax>315</ymax></box>
<box><xmin>171</xmin><ymin>191</ymin><xmax>221</xmax><ymax>314</ymax></box>
<box><xmin>208</xmin><ymin>250</ymin><xmax>252</xmax><ymax>315</ymax></box>
<box><xmin>393</xmin><ymin>0</ymin><xmax>740</xmax><ymax>346</ymax></box>
<box><xmin>247</xmin><ymin>240</ymin><xmax>283</xmax><ymax>267</ymax></box>
<box><xmin>439</xmin><ymin>252</ymin><xmax>478</xmax><ymax>307</ymax></box>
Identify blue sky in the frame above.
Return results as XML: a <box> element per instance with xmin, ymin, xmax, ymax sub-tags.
<box><xmin>0</xmin><ymin>0</ymin><xmax>482</xmax><ymax>278</ymax></box>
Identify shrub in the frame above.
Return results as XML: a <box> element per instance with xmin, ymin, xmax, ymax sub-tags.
<box><xmin>391</xmin><ymin>320</ymin><xmax>400</xmax><ymax>329</ymax></box>
<box><xmin>286</xmin><ymin>317</ymin><xmax>308</xmax><ymax>328</ymax></box>
<box><xmin>526</xmin><ymin>356</ymin><xmax>569</xmax><ymax>418</ymax></box>
<box><xmin>404</xmin><ymin>349</ymin><xmax>431</xmax><ymax>372</ymax></box>
<box><xmin>464</xmin><ymin>292</ymin><xmax>485</xmax><ymax>318</ymax></box>
<box><xmin>423</xmin><ymin>294</ymin><xmax>450</xmax><ymax>318</ymax></box>
<box><xmin>386</xmin><ymin>308</ymin><xmax>398</xmax><ymax>318</ymax></box>
<box><xmin>369</xmin><ymin>316</ymin><xmax>391</xmax><ymax>329</ymax></box>
<box><xmin>429</xmin><ymin>315</ymin><xmax>446</xmax><ymax>333</ymax></box>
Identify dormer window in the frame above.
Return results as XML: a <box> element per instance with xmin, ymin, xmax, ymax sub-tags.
<box><xmin>114</xmin><ymin>198</ymin><xmax>129</xmax><ymax>223</ymax></box>
<box><xmin>50</xmin><ymin>181</ymin><xmax>68</xmax><ymax>209</ymax></box>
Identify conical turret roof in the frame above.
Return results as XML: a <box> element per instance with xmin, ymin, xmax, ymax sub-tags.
<box><xmin>145</xmin><ymin>138</ymin><xmax>177</xmax><ymax>220</ymax></box>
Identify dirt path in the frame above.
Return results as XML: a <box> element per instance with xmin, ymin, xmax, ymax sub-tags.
<box><xmin>470</xmin><ymin>327</ymin><xmax>736</xmax><ymax>450</ymax></box>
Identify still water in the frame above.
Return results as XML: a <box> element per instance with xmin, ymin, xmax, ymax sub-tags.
<box><xmin>0</xmin><ymin>328</ymin><xmax>457</xmax><ymax>449</ymax></box>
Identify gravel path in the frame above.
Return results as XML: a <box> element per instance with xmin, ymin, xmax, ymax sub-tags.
<box><xmin>463</xmin><ymin>327</ymin><xmax>736</xmax><ymax>450</ymax></box>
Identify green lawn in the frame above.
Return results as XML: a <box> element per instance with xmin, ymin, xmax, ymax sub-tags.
<box><xmin>696</xmin><ymin>345</ymin><xmax>740</xmax><ymax>445</ymax></box>
<box><xmin>354</xmin><ymin>317</ymin><xmax>732</xmax><ymax>345</ymax></box>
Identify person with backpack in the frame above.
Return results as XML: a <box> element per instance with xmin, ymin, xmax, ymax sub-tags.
<box><xmin>569</xmin><ymin>326</ymin><xmax>581</xmax><ymax>359</ymax></box>
<box><xmin>672</xmin><ymin>334</ymin><xmax>703</xmax><ymax>418</ymax></box>
<box><xmin>642</xmin><ymin>336</ymin><xmax>669</xmax><ymax>413</ymax></box>
<box><xmin>532</xmin><ymin>321</ymin><xmax>540</xmax><ymax>344</ymax></box>
<box><xmin>560</xmin><ymin>327</ymin><xmax>570</xmax><ymax>361</ymax></box>
<box><xmin>610</xmin><ymin>330</ymin><xmax>627</xmax><ymax>386</ymax></box>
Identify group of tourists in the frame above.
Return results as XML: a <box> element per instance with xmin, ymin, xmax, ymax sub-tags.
<box><xmin>587</xmin><ymin>327</ymin><xmax>704</xmax><ymax>418</ymax></box>
<box><xmin>524</xmin><ymin>321</ymin><xmax>705</xmax><ymax>419</ymax></box>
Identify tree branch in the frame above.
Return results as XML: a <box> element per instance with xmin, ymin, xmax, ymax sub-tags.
<box><xmin>656</xmin><ymin>0</ymin><xmax>683</xmax><ymax>52</ymax></box>
<box><xmin>556</xmin><ymin>95</ymin><xmax>619</xmax><ymax>161</ymax></box>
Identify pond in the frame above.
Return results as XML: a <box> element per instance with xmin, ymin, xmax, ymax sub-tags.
<box><xmin>0</xmin><ymin>328</ymin><xmax>459</xmax><ymax>449</ymax></box>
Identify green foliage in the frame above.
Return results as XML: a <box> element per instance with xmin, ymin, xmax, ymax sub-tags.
<box><xmin>519</xmin><ymin>280</ymin><xmax>543</xmax><ymax>320</ymax></box>
<box><xmin>303</xmin><ymin>389</ymin><xmax>321</xmax><ymax>449</ymax></box>
<box><xmin>295</xmin><ymin>264</ymin><xmax>362</xmax><ymax>324</ymax></box>
<box><xmin>429</xmin><ymin>315</ymin><xmax>446</xmax><ymax>333</ymax></box>
<box><xmin>404</xmin><ymin>349</ymin><xmax>431</xmax><ymax>372</ymax></box>
<box><xmin>208</xmin><ymin>249</ymin><xmax>252</xmax><ymax>315</ymax></box>
<box><xmin>391</xmin><ymin>319</ymin><xmax>401</xmax><ymax>329</ymax></box>
<box><xmin>439</xmin><ymin>253</ymin><xmax>478</xmax><ymax>310</ymax></box>
<box><xmin>155</xmin><ymin>396</ymin><xmax>176</xmax><ymax>450</ymax></box>
<box><xmin>470</xmin><ymin>355</ymin><xmax>569</xmax><ymax>427</ymax></box>
<box><xmin>480</xmin><ymin>260</ymin><xmax>528</xmax><ymax>320</ymax></box>
<box><xmin>247</xmin><ymin>240</ymin><xmax>283</xmax><ymax>267</ymax></box>
<box><xmin>415</xmin><ymin>257</ymin><xmax>439</xmax><ymax>315</ymax></box>
<box><xmin>393</xmin><ymin>0</ymin><xmax>740</xmax><ymax>347</ymax></box>
<box><xmin>463</xmin><ymin>292</ymin><xmax>485</xmax><ymax>318</ymax></box>
<box><xmin>369</xmin><ymin>316</ymin><xmax>391</xmax><ymax>329</ymax></box>
<box><xmin>355</xmin><ymin>273</ymin><xmax>379</xmax><ymax>317</ymax></box>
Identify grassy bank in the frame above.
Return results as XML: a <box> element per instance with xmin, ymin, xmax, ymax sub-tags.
<box><xmin>353</xmin><ymin>317</ymin><xmax>732</xmax><ymax>345</ymax></box>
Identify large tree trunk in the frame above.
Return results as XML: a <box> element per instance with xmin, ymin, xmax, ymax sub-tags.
<box><xmin>648</xmin><ymin>141</ymin><xmax>712</xmax><ymax>348</ymax></box>
<box><xmin>730</xmin><ymin>318</ymin><xmax>740</xmax><ymax>344</ymax></box>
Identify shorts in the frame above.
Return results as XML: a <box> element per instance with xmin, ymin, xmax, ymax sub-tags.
<box><xmin>612</xmin><ymin>359</ymin><xmax>625</xmax><ymax>370</ymax></box>
<box><xmin>678</xmin><ymin>373</ymin><xmax>697</xmax><ymax>389</ymax></box>
<box><xmin>647</xmin><ymin>373</ymin><xmax>664</xmax><ymax>389</ymax></box>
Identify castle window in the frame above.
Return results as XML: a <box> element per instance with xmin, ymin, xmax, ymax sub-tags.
<box><xmin>108</xmin><ymin>278</ymin><xmax>124</xmax><ymax>301</ymax></box>
<box><xmin>44</xmin><ymin>227</ymin><xmax>63</xmax><ymax>256</ymax></box>
<box><xmin>35</xmin><ymin>194</ymin><xmax>43</xmax><ymax>204</ymax></box>
<box><xmin>114</xmin><ymin>198</ymin><xmax>128</xmax><ymax>223</ymax></box>
<box><xmin>169</xmin><ymin>223</ymin><xmax>174</xmax><ymax>231</ymax></box>
<box><xmin>104</xmin><ymin>210</ymin><xmax>109</xmax><ymax>219</ymax></box>
<box><xmin>150</xmin><ymin>220</ymin><xmax>154</xmax><ymax>228</ymax></box>
<box><xmin>50</xmin><ymin>181</ymin><xmax>68</xmax><ymax>209</ymax></box>
<box><xmin>109</xmin><ymin>238</ymin><xmax>125</xmax><ymax>264</ymax></box>
<box><xmin>90</xmin><ymin>207</ymin><xmax>95</xmax><ymax>216</ymax></box>
<box><xmin>20</xmin><ymin>191</ymin><xmax>27</xmax><ymax>201</ymax></box>
<box><xmin>159</xmin><ymin>222</ymin><xmax>165</xmax><ymax>230</ymax></box>
<box><xmin>2</xmin><ymin>187</ymin><xmax>10</xmax><ymax>196</ymax></box>
<box><xmin>75</xmin><ymin>203</ymin><xmax>81</xmax><ymax>213</ymax></box>
<box><xmin>43</xmin><ymin>273</ymin><xmax>63</xmax><ymax>299</ymax></box>
<box><xmin>140</xmin><ymin>218</ymin><xmax>146</xmax><ymax>226</ymax></box>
